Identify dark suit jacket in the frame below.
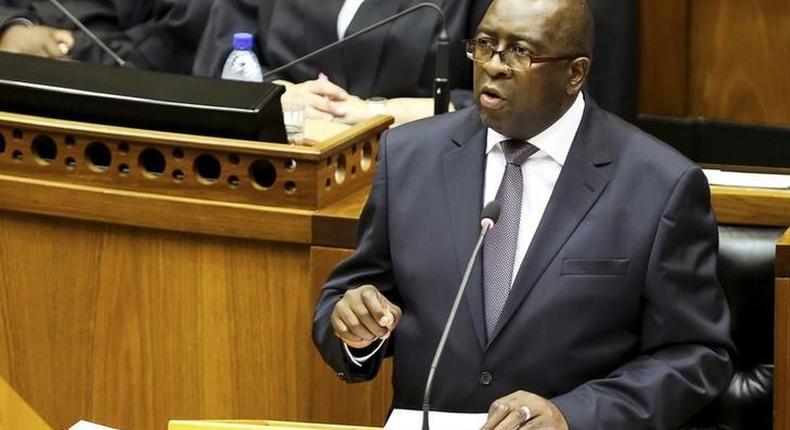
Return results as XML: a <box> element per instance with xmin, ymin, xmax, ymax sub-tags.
<box><xmin>193</xmin><ymin>0</ymin><xmax>490</xmax><ymax>103</ymax></box>
<box><xmin>313</xmin><ymin>99</ymin><xmax>734</xmax><ymax>429</ymax></box>
<box><xmin>1</xmin><ymin>0</ymin><xmax>211</xmax><ymax>73</ymax></box>
<box><xmin>0</xmin><ymin>4</ymin><xmax>32</xmax><ymax>26</ymax></box>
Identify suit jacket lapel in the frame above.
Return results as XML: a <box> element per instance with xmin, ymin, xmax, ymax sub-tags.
<box><xmin>487</xmin><ymin>100</ymin><xmax>614</xmax><ymax>344</ymax></box>
<box><xmin>441</xmin><ymin>108</ymin><xmax>488</xmax><ymax>351</ymax></box>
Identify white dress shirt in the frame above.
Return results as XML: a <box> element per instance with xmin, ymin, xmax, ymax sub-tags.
<box><xmin>484</xmin><ymin>92</ymin><xmax>585</xmax><ymax>285</ymax></box>
<box><xmin>337</xmin><ymin>0</ymin><xmax>366</xmax><ymax>39</ymax></box>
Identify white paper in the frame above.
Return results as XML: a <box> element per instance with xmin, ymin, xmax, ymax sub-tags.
<box><xmin>69</xmin><ymin>420</ymin><xmax>119</xmax><ymax>430</ymax></box>
<box><xmin>703</xmin><ymin>169</ymin><xmax>790</xmax><ymax>189</ymax></box>
<box><xmin>384</xmin><ymin>408</ymin><xmax>488</xmax><ymax>430</ymax></box>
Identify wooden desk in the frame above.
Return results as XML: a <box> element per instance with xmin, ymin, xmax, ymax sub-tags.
<box><xmin>710</xmin><ymin>185</ymin><xmax>790</xmax><ymax>226</ymax></box>
<box><xmin>0</xmin><ymin>112</ymin><xmax>393</xmax><ymax>430</ymax></box>
<box><xmin>169</xmin><ymin>419</ymin><xmax>379</xmax><ymax>430</ymax></box>
<box><xmin>776</xmin><ymin>228</ymin><xmax>790</xmax><ymax>430</ymax></box>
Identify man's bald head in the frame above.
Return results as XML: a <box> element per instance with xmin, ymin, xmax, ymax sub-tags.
<box><xmin>483</xmin><ymin>0</ymin><xmax>594</xmax><ymax>58</ymax></box>
<box><xmin>554</xmin><ymin>0</ymin><xmax>594</xmax><ymax>58</ymax></box>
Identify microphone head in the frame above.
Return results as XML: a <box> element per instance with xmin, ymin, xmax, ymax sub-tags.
<box><xmin>480</xmin><ymin>200</ymin><xmax>501</xmax><ymax>229</ymax></box>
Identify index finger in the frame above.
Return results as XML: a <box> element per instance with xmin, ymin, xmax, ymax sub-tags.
<box><xmin>52</xmin><ymin>29</ymin><xmax>74</xmax><ymax>46</ymax></box>
<box><xmin>360</xmin><ymin>288</ymin><xmax>394</xmax><ymax>328</ymax></box>
<box><xmin>309</xmin><ymin>79</ymin><xmax>349</xmax><ymax>101</ymax></box>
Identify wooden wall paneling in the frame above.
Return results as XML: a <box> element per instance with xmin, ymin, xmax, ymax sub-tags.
<box><xmin>639</xmin><ymin>0</ymin><xmax>690</xmax><ymax>116</ymax></box>
<box><xmin>308</xmin><ymin>247</ymin><xmax>393</xmax><ymax>427</ymax></box>
<box><xmin>777</xmin><ymin>229</ymin><xmax>790</xmax><ymax>430</ymax></box>
<box><xmin>689</xmin><ymin>0</ymin><xmax>790</xmax><ymax>125</ymax></box>
<box><xmin>0</xmin><ymin>210</ymin><xmax>336</xmax><ymax>430</ymax></box>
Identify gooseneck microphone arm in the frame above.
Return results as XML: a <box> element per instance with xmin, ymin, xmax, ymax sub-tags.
<box><xmin>421</xmin><ymin>201</ymin><xmax>501</xmax><ymax>430</ymax></box>
<box><xmin>46</xmin><ymin>0</ymin><xmax>127</xmax><ymax>67</ymax></box>
<box><xmin>261</xmin><ymin>3</ymin><xmax>449</xmax><ymax>115</ymax></box>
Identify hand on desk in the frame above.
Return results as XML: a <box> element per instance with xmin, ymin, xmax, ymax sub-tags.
<box><xmin>277</xmin><ymin>74</ymin><xmax>450</xmax><ymax>126</ymax></box>
<box><xmin>0</xmin><ymin>24</ymin><xmax>74</xmax><ymax>58</ymax></box>
<box><xmin>276</xmin><ymin>76</ymin><xmax>350</xmax><ymax>120</ymax></box>
<box><xmin>481</xmin><ymin>391</ymin><xmax>568</xmax><ymax>430</ymax></box>
<box><xmin>331</xmin><ymin>96</ymin><xmax>441</xmax><ymax>126</ymax></box>
<box><xmin>331</xmin><ymin>284</ymin><xmax>402</xmax><ymax>349</ymax></box>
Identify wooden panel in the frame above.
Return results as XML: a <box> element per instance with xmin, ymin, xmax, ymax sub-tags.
<box><xmin>169</xmin><ymin>420</ymin><xmax>379</xmax><ymax>429</ymax></box>
<box><xmin>0</xmin><ymin>112</ymin><xmax>390</xmax><ymax>211</ymax></box>
<box><xmin>308</xmin><ymin>247</ymin><xmax>393</xmax><ymax>427</ymax></box>
<box><xmin>689</xmin><ymin>0</ymin><xmax>790</xmax><ymax>125</ymax></box>
<box><xmin>0</xmin><ymin>173</ymin><xmax>314</xmax><ymax>244</ymax></box>
<box><xmin>638</xmin><ymin>0</ymin><xmax>689</xmax><ymax>116</ymax></box>
<box><xmin>776</xmin><ymin>229</ymin><xmax>790</xmax><ymax>430</ymax></box>
<box><xmin>0</xmin><ymin>211</ymin><xmax>383</xmax><ymax>430</ymax></box>
<box><xmin>709</xmin><ymin>186</ymin><xmax>790</xmax><ymax>226</ymax></box>
<box><xmin>778</xmin><ymin>228</ymin><xmax>790</xmax><ymax>278</ymax></box>
<box><xmin>313</xmin><ymin>188</ymin><xmax>370</xmax><ymax>249</ymax></box>
<box><xmin>0</xmin><ymin>376</ymin><xmax>52</xmax><ymax>430</ymax></box>
<box><xmin>777</xmin><ymin>279</ymin><xmax>790</xmax><ymax>430</ymax></box>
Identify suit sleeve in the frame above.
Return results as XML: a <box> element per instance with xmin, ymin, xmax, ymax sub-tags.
<box><xmin>551</xmin><ymin>166</ymin><xmax>735</xmax><ymax>429</ymax></box>
<box><xmin>312</xmin><ymin>130</ymin><xmax>401</xmax><ymax>383</ymax></box>
<box><xmin>192</xmin><ymin>0</ymin><xmax>258</xmax><ymax>77</ymax></box>
<box><xmin>117</xmin><ymin>0</ymin><xmax>211</xmax><ymax>73</ymax></box>
<box><xmin>0</xmin><ymin>6</ymin><xmax>34</xmax><ymax>32</ymax></box>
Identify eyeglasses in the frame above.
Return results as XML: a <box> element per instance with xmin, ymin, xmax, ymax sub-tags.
<box><xmin>463</xmin><ymin>38</ymin><xmax>579</xmax><ymax>70</ymax></box>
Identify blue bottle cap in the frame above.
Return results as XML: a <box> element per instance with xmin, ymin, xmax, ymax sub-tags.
<box><xmin>232</xmin><ymin>32</ymin><xmax>254</xmax><ymax>50</ymax></box>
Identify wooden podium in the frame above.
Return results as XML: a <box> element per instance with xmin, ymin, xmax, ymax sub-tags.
<box><xmin>0</xmin><ymin>111</ymin><xmax>393</xmax><ymax>430</ymax></box>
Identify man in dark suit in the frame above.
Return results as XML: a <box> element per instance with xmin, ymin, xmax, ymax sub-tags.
<box><xmin>313</xmin><ymin>0</ymin><xmax>734</xmax><ymax>428</ymax></box>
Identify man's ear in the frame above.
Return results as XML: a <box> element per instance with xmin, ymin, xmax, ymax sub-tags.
<box><xmin>566</xmin><ymin>57</ymin><xmax>590</xmax><ymax>94</ymax></box>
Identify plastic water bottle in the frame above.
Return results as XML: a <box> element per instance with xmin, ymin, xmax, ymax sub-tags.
<box><xmin>220</xmin><ymin>32</ymin><xmax>264</xmax><ymax>82</ymax></box>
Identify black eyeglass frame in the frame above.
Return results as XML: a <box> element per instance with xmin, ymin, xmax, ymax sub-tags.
<box><xmin>463</xmin><ymin>38</ymin><xmax>582</xmax><ymax>70</ymax></box>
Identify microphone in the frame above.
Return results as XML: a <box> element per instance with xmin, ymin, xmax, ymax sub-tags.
<box><xmin>421</xmin><ymin>201</ymin><xmax>501</xmax><ymax>430</ymax></box>
<box><xmin>45</xmin><ymin>0</ymin><xmax>128</xmax><ymax>67</ymax></box>
<box><xmin>433</xmin><ymin>30</ymin><xmax>450</xmax><ymax>115</ymax></box>
<box><xmin>261</xmin><ymin>3</ymin><xmax>450</xmax><ymax>115</ymax></box>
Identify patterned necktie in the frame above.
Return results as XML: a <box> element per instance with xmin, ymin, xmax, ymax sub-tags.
<box><xmin>483</xmin><ymin>139</ymin><xmax>539</xmax><ymax>339</ymax></box>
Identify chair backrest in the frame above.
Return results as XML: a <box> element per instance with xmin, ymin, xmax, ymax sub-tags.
<box><xmin>688</xmin><ymin>225</ymin><xmax>785</xmax><ymax>430</ymax></box>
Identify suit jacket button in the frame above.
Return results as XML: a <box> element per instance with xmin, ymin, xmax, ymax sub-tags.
<box><xmin>479</xmin><ymin>371</ymin><xmax>493</xmax><ymax>386</ymax></box>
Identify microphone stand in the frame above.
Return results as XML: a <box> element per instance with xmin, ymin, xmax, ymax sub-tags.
<box><xmin>261</xmin><ymin>3</ymin><xmax>450</xmax><ymax>115</ymax></box>
<box><xmin>421</xmin><ymin>213</ymin><xmax>497</xmax><ymax>430</ymax></box>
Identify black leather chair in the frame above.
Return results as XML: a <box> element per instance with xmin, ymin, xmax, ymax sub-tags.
<box><xmin>689</xmin><ymin>225</ymin><xmax>785</xmax><ymax>429</ymax></box>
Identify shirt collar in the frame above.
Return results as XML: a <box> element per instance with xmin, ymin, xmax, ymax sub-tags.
<box><xmin>485</xmin><ymin>92</ymin><xmax>585</xmax><ymax>166</ymax></box>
